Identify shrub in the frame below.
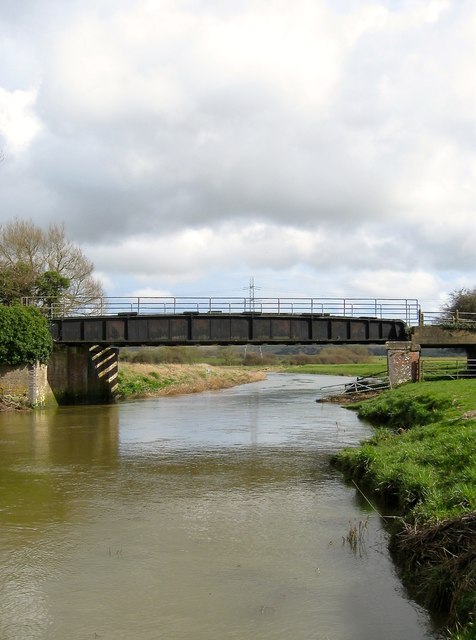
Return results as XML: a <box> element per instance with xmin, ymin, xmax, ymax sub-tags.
<box><xmin>0</xmin><ymin>305</ymin><xmax>53</xmax><ymax>364</ymax></box>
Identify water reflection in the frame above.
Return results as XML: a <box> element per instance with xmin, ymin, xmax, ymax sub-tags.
<box><xmin>0</xmin><ymin>374</ymin><xmax>440</xmax><ymax>640</ymax></box>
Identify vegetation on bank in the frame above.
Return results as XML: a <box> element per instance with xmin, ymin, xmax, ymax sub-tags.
<box><xmin>116</xmin><ymin>362</ymin><xmax>267</xmax><ymax>399</ymax></box>
<box><xmin>333</xmin><ymin>380</ymin><xmax>476</xmax><ymax>638</ymax></box>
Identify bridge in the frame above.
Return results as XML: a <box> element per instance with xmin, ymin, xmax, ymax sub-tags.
<box><xmin>49</xmin><ymin>296</ymin><xmax>414</xmax><ymax>346</ymax></box>
<box><xmin>15</xmin><ymin>296</ymin><xmax>476</xmax><ymax>405</ymax></box>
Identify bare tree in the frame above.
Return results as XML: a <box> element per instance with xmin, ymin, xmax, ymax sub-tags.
<box><xmin>0</xmin><ymin>219</ymin><xmax>104</xmax><ymax>313</ymax></box>
<box><xmin>0</xmin><ymin>219</ymin><xmax>45</xmax><ymax>271</ymax></box>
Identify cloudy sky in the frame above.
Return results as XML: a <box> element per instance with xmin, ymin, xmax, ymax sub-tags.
<box><xmin>1</xmin><ymin>0</ymin><xmax>475</xmax><ymax>310</ymax></box>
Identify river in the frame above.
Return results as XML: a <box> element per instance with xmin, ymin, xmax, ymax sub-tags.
<box><xmin>0</xmin><ymin>373</ymin><xmax>441</xmax><ymax>640</ymax></box>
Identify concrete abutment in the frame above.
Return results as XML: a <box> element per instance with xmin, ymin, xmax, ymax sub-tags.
<box><xmin>48</xmin><ymin>345</ymin><xmax>119</xmax><ymax>405</ymax></box>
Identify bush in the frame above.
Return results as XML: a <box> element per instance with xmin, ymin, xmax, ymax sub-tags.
<box><xmin>0</xmin><ymin>305</ymin><xmax>53</xmax><ymax>364</ymax></box>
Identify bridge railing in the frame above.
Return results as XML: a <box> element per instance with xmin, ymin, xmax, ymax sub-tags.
<box><xmin>22</xmin><ymin>296</ymin><xmax>421</xmax><ymax>324</ymax></box>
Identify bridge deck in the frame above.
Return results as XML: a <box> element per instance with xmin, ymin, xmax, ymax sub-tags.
<box><xmin>50</xmin><ymin>313</ymin><xmax>408</xmax><ymax>346</ymax></box>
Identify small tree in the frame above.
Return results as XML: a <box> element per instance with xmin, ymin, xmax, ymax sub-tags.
<box><xmin>34</xmin><ymin>271</ymin><xmax>71</xmax><ymax>315</ymax></box>
<box><xmin>0</xmin><ymin>262</ymin><xmax>36</xmax><ymax>304</ymax></box>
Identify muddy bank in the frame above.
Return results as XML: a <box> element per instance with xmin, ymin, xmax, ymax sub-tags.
<box><xmin>317</xmin><ymin>390</ymin><xmax>382</xmax><ymax>404</ymax></box>
<box><xmin>391</xmin><ymin>514</ymin><xmax>476</xmax><ymax>631</ymax></box>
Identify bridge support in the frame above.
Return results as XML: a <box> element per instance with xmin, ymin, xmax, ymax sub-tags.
<box><xmin>386</xmin><ymin>341</ymin><xmax>421</xmax><ymax>387</ymax></box>
<box><xmin>47</xmin><ymin>345</ymin><xmax>119</xmax><ymax>405</ymax></box>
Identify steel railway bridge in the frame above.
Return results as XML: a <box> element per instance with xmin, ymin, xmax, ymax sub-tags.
<box><xmin>47</xmin><ymin>296</ymin><xmax>416</xmax><ymax>346</ymax></box>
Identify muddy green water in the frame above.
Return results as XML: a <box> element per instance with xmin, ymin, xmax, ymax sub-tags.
<box><xmin>0</xmin><ymin>373</ymin><xmax>440</xmax><ymax>640</ymax></box>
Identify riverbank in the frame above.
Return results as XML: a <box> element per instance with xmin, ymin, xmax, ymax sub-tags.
<box><xmin>332</xmin><ymin>380</ymin><xmax>476</xmax><ymax>639</ymax></box>
<box><xmin>117</xmin><ymin>362</ymin><xmax>267</xmax><ymax>399</ymax></box>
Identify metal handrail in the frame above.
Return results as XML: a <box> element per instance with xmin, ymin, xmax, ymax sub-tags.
<box><xmin>21</xmin><ymin>295</ymin><xmax>421</xmax><ymax>324</ymax></box>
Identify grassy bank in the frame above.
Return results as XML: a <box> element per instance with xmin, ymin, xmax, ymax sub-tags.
<box><xmin>333</xmin><ymin>380</ymin><xmax>476</xmax><ymax>638</ymax></box>
<box><xmin>117</xmin><ymin>362</ymin><xmax>267</xmax><ymax>399</ymax></box>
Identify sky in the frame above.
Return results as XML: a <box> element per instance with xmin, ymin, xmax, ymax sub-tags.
<box><xmin>1</xmin><ymin>0</ymin><xmax>475</xmax><ymax>311</ymax></box>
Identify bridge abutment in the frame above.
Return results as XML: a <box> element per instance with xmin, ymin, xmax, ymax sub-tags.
<box><xmin>48</xmin><ymin>345</ymin><xmax>119</xmax><ymax>405</ymax></box>
<box><xmin>0</xmin><ymin>362</ymin><xmax>53</xmax><ymax>406</ymax></box>
<box><xmin>386</xmin><ymin>341</ymin><xmax>421</xmax><ymax>387</ymax></box>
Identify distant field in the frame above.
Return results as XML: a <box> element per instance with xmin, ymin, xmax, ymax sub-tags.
<box><xmin>283</xmin><ymin>356</ymin><xmax>472</xmax><ymax>380</ymax></box>
<box><xmin>282</xmin><ymin>358</ymin><xmax>387</xmax><ymax>378</ymax></box>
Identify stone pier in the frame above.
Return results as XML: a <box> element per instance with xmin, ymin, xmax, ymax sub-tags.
<box><xmin>386</xmin><ymin>341</ymin><xmax>421</xmax><ymax>387</ymax></box>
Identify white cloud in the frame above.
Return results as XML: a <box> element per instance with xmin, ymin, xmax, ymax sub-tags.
<box><xmin>0</xmin><ymin>87</ymin><xmax>42</xmax><ymax>153</ymax></box>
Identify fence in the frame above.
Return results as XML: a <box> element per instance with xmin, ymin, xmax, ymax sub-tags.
<box><xmin>316</xmin><ymin>372</ymin><xmax>390</xmax><ymax>398</ymax></box>
<box><xmin>420</xmin><ymin>358</ymin><xmax>476</xmax><ymax>380</ymax></box>
<box><xmin>418</xmin><ymin>310</ymin><xmax>476</xmax><ymax>326</ymax></box>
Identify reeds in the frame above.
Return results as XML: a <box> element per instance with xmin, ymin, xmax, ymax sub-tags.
<box><xmin>343</xmin><ymin>517</ymin><xmax>369</xmax><ymax>556</ymax></box>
